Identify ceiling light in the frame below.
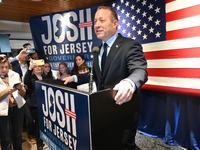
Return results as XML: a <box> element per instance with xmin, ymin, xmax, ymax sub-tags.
<box><xmin>0</xmin><ymin>0</ymin><xmax>4</xmax><ymax>3</ymax></box>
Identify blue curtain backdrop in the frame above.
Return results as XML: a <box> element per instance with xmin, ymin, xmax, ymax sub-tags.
<box><xmin>138</xmin><ymin>90</ymin><xmax>200</xmax><ymax>150</ymax></box>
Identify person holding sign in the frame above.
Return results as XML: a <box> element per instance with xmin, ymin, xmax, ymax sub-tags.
<box><xmin>63</xmin><ymin>6</ymin><xmax>147</xmax><ymax>150</ymax></box>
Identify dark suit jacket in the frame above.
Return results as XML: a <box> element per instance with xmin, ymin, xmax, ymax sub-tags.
<box><xmin>11</xmin><ymin>60</ymin><xmax>29</xmax><ymax>80</ymax></box>
<box><xmin>77</xmin><ymin>33</ymin><xmax>148</xmax><ymax>91</ymax></box>
<box><xmin>80</xmin><ymin>33</ymin><xmax>148</xmax><ymax>149</ymax></box>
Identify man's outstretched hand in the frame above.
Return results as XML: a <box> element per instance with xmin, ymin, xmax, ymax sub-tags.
<box><xmin>63</xmin><ymin>76</ymin><xmax>74</xmax><ymax>85</ymax></box>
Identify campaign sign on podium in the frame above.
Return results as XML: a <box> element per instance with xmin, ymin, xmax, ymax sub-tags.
<box><xmin>36</xmin><ymin>80</ymin><xmax>140</xmax><ymax>150</ymax></box>
<box><xmin>36</xmin><ymin>80</ymin><xmax>92</xmax><ymax>150</ymax></box>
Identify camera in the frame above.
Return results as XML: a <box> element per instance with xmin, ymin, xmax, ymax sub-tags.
<box><xmin>26</xmin><ymin>49</ymin><xmax>35</xmax><ymax>54</ymax></box>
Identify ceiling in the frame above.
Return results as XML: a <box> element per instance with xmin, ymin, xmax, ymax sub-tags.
<box><xmin>0</xmin><ymin>0</ymin><xmax>112</xmax><ymax>23</ymax></box>
<box><xmin>0</xmin><ymin>0</ymin><xmax>112</xmax><ymax>40</ymax></box>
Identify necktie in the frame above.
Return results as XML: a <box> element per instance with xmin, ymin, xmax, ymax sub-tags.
<box><xmin>101</xmin><ymin>43</ymin><xmax>108</xmax><ymax>72</ymax></box>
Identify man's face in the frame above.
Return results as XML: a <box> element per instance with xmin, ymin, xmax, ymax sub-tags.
<box><xmin>20</xmin><ymin>55</ymin><xmax>28</xmax><ymax>62</ymax></box>
<box><xmin>31</xmin><ymin>53</ymin><xmax>39</xmax><ymax>60</ymax></box>
<box><xmin>94</xmin><ymin>9</ymin><xmax>118</xmax><ymax>42</ymax></box>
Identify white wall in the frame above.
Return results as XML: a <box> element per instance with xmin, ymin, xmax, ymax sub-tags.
<box><xmin>0</xmin><ymin>20</ymin><xmax>33</xmax><ymax>49</ymax></box>
<box><xmin>10</xmin><ymin>40</ymin><xmax>34</xmax><ymax>49</ymax></box>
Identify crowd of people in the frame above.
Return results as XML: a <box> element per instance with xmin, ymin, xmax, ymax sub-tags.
<box><xmin>0</xmin><ymin>42</ymin><xmax>94</xmax><ymax>150</ymax></box>
<box><xmin>0</xmin><ymin>6</ymin><xmax>147</xmax><ymax>150</ymax></box>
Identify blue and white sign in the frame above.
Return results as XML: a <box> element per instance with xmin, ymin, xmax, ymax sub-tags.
<box><xmin>29</xmin><ymin>5</ymin><xmax>102</xmax><ymax>70</ymax></box>
<box><xmin>36</xmin><ymin>81</ymin><xmax>92</xmax><ymax>150</ymax></box>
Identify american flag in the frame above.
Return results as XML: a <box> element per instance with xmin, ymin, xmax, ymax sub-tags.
<box><xmin>109</xmin><ymin>0</ymin><xmax>200</xmax><ymax>96</ymax></box>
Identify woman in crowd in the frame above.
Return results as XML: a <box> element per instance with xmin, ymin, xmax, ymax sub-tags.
<box><xmin>57</xmin><ymin>62</ymin><xmax>71</xmax><ymax>81</ymax></box>
<box><xmin>71</xmin><ymin>54</ymin><xmax>86</xmax><ymax>75</ymax></box>
<box><xmin>42</xmin><ymin>62</ymin><xmax>54</xmax><ymax>79</ymax></box>
<box><xmin>24</xmin><ymin>61</ymin><xmax>46</xmax><ymax>150</ymax></box>
<box><xmin>0</xmin><ymin>54</ymin><xmax>26</xmax><ymax>150</ymax></box>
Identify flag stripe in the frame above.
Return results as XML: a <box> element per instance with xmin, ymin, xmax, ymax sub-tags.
<box><xmin>142</xmin><ymin>84</ymin><xmax>200</xmax><ymax>96</ymax></box>
<box><xmin>65</xmin><ymin>110</ymin><xmax>76</xmax><ymax>117</ymax></box>
<box><xmin>79</xmin><ymin>21</ymin><xmax>92</xmax><ymax>28</ymax></box>
<box><xmin>166</xmin><ymin>15</ymin><xmax>200</xmax><ymax>32</ymax></box>
<box><xmin>65</xmin><ymin>111</ymin><xmax>76</xmax><ymax>118</ymax></box>
<box><xmin>65</xmin><ymin>109</ymin><xmax>76</xmax><ymax>119</ymax></box>
<box><xmin>145</xmin><ymin>76</ymin><xmax>200</xmax><ymax>90</ymax></box>
<box><xmin>166</xmin><ymin>26</ymin><xmax>200</xmax><ymax>40</ymax></box>
<box><xmin>65</xmin><ymin>113</ymin><xmax>76</xmax><ymax>119</ymax></box>
<box><xmin>166</xmin><ymin>0</ymin><xmax>176</xmax><ymax>3</ymax></box>
<box><xmin>147</xmin><ymin>68</ymin><xmax>200</xmax><ymax>79</ymax></box>
<box><xmin>166</xmin><ymin>5</ymin><xmax>200</xmax><ymax>22</ymax></box>
<box><xmin>147</xmin><ymin>58</ymin><xmax>200</xmax><ymax>68</ymax></box>
<box><xmin>79</xmin><ymin>21</ymin><xmax>92</xmax><ymax>25</ymax></box>
<box><xmin>144</xmin><ymin>48</ymin><xmax>200</xmax><ymax>59</ymax></box>
<box><xmin>166</xmin><ymin>0</ymin><xmax>200</xmax><ymax>13</ymax></box>
<box><xmin>142</xmin><ymin>37</ymin><xmax>200</xmax><ymax>52</ymax></box>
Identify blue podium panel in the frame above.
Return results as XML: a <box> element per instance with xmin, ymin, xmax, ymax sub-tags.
<box><xmin>36</xmin><ymin>81</ymin><xmax>91</xmax><ymax>150</ymax></box>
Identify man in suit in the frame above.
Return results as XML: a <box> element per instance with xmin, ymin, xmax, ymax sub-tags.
<box><xmin>11</xmin><ymin>49</ymin><xmax>29</xmax><ymax>82</ymax></box>
<box><xmin>10</xmin><ymin>44</ymin><xmax>37</xmax><ymax>143</ymax></box>
<box><xmin>64</xmin><ymin>6</ymin><xmax>147</xmax><ymax>150</ymax></box>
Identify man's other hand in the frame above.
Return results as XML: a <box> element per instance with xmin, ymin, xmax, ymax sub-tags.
<box><xmin>113</xmin><ymin>80</ymin><xmax>134</xmax><ymax>105</ymax></box>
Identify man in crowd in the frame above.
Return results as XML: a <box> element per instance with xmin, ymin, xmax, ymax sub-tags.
<box><xmin>10</xmin><ymin>43</ymin><xmax>37</xmax><ymax>143</ymax></box>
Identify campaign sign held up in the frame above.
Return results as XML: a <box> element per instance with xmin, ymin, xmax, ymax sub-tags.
<box><xmin>36</xmin><ymin>81</ymin><xmax>91</xmax><ymax>150</ymax></box>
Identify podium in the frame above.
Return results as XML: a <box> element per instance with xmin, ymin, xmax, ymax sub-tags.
<box><xmin>35</xmin><ymin>80</ymin><xmax>140</xmax><ymax>150</ymax></box>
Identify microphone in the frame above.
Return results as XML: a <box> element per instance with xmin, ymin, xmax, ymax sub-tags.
<box><xmin>89</xmin><ymin>47</ymin><xmax>100</xmax><ymax>93</ymax></box>
<box><xmin>92</xmin><ymin>47</ymin><xmax>100</xmax><ymax>53</ymax></box>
